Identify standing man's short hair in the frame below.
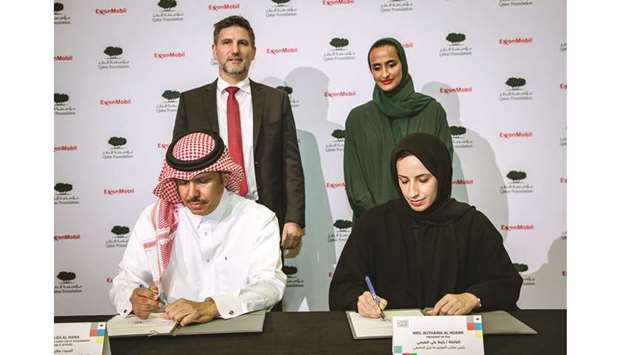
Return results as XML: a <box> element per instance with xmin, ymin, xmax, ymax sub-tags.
<box><xmin>213</xmin><ymin>15</ymin><xmax>255</xmax><ymax>46</ymax></box>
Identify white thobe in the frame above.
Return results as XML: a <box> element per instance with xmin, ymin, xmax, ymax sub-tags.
<box><xmin>109</xmin><ymin>190</ymin><xmax>285</xmax><ymax>319</ymax></box>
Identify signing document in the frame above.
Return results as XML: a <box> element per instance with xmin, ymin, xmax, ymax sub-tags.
<box><xmin>107</xmin><ymin>310</ymin><xmax>266</xmax><ymax>337</ymax></box>
<box><xmin>107</xmin><ymin>312</ymin><xmax>177</xmax><ymax>337</ymax></box>
<box><xmin>347</xmin><ymin>309</ymin><xmax>536</xmax><ymax>339</ymax></box>
<box><xmin>347</xmin><ymin>309</ymin><xmax>424</xmax><ymax>339</ymax></box>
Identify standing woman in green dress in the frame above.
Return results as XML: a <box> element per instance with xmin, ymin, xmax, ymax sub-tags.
<box><xmin>344</xmin><ymin>38</ymin><xmax>453</xmax><ymax>221</ymax></box>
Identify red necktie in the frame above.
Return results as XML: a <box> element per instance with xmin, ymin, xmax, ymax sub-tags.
<box><xmin>225</xmin><ymin>86</ymin><xmax>248</xmax><ymax>196</ymax></box>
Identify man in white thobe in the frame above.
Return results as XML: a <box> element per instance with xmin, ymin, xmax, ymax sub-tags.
<box><xmin>109</xmin><ymin>131</ymin><xmax>286</xmax><ymax>325</ymax></box>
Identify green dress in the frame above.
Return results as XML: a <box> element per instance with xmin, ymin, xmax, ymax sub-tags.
<box><xmin>344</xmin><ymin>99</ymin><xmax>453</xmax><ymax>220</ymax></box>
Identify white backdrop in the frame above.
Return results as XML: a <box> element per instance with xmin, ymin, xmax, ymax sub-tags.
<box><xmin>54</xmin><ymin>0</ymin><xmax>566</xmax><ymax>315</ymax></box>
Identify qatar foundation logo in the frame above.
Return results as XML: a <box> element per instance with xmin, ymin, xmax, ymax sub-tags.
<box><xmin>380</xmin><ymin>0</ymin><xmax>413</xmax><ymax>12</ymax></box>
<box><xmin>326</xmin><ymin>129</ymin><xmax>345</xmax><ymax>153</ymax></box>
<box><xmin>500</xmin><ymin>170</ymin><xmax>534</xmax><ymax>193</ymax></box>
<box><xmin>105</xmin><ymin>225</ymin><xmax>130</xmax><ymax>248</ymax></box>
<box><xmin>102</xmin><ymin>137</ymin><xmax>134</xmax><ymax>160</ymax></box>
<box><xmin>498</xmin><ymin>0</ymin><xmax>534</xmax><ymax>7</ymax></box>
<box><xmin>266</xmin><ymin>0</ymin><xmax>298</xmax><ymax>18</ymax></box>
<box><xmin>54</xmin><ymin>2</ymin><xmax>71</xmax><ymax>25</ymax></box>
<box><xmin>276</xmin><ymin>85</ymin><xmax>300</xmax><ymax>109</ymax></box>
<box><xmin>328</xmin><ymin>219</ymin><xmax>352</xmax><ymax>242</ymax></box>
<box><xmin>323</xmin><ymin>37</ymin><xmax>356</xmax><ymax>61</ymax></box>
<box><xmin>499</xmin><ymin>77</ymin><xmax>533</xmax><ymax>101</ymax></box>
<box><xmin>54</xmin><ymin>93</ymin><xmax>76</xmax><ymax>116</ymax></box>
<box><xmin>153</xmin><ymin>0</ymin><xmax>184</xmax><ymax>22</ymax></box>
<box><xmin>513</xmin><ymin>263</ymin><xmax>529</xmax><ymax>273</ymax></box>
<box><xmin>54</xmin><ymin>183</ymin><xmax>79</xmax><ymax>205</ymax></box>
<box><xmin>157</xmin><ymin>90</ymin><xmax>181</xmax><ymax>114</ymax></box>
<box><xmin>55</xmin><ymin>271</ymin><xmax>83</xmax><ymax>294</ymax></box>
<box><xmin>439</xmin><ymin>33</ymin><xmax>472</xmax><ymax>57</ymax></box>
<box><xmin>450</xmin><ymin>126</ymin><xmax>473</xmax><ymax>148</ymax></box>
<box><xmin>98</xmin><ymin>46</ymin><xmax>130</xmax><ymax>70</ymax></box>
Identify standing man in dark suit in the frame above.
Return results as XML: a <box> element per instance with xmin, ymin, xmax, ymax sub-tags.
<box><xmin>172</xmin><ymin>15</ymin><xmax>305</xmax><ymax>256</ymax></box>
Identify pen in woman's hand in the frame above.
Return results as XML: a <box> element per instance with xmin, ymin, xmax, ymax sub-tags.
<box><xmin>364</xmin><ymin>276</ymin><xmax>385</xmax><ymax>320</ymax></box>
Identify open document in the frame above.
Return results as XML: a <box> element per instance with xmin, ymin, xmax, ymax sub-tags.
<box><xmin>346</xmin><ymin>309</ymin><xmax>424</xmax><ymax>339</ymax></box>
<box><xmin>107</xmin><ymin>313</ymin><xmax>177</xmax><ymax>337</ymax></box>
<box><xmin>107</xmin><ymin>310</ymin><xmax>266</xmax><ymax>337</ymax></box>
<box><xmin>346</xmin><ymin>309</ymin><xmax>537</xmax><ymax>339</ymax></box>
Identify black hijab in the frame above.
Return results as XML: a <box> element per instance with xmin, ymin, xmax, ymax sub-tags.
<box><xmin>390</xmin><ymin>133</ymin><xmax>471</xmax><ymax>224</ymax></box>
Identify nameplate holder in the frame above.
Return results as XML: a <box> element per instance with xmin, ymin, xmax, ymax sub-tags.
<box><xmin>392</xmin><ymin>315</ymin><xmax>484</xmax><ymax>355</ymax></box>
<box><xmin>54</xmin><ymin>322</ymin><xmax>111</xmax><ymax>355</ymax></box>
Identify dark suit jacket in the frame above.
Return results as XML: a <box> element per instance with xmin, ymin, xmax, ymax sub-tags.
<box><xmin>172</xmin><ymin>79</ymin><xmax>305</xmax><ymax>228</ymax></box>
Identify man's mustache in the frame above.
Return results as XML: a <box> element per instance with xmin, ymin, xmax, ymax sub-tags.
<box><xmin>186</xmin><ymin>197</ymin><xmax>206</xmax><ymax>203</ymax></box>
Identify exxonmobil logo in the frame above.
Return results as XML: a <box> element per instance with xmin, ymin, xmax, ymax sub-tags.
<box><xmin>323</xmin><ymin>0</ymin><xmax>354</xmax><ymax>5</ymax></box>
<box><xmin>95</xmin><ymin>8</ymin><xmax>127</xmax><ymax>15</ymax></box>
<box><xmin>452</xmin><ymin>179</ymin><xmax>474</xmax><ymax>185</ymax></box>
<box><xmin>499</xmin><ymin>37</ymin><xmax>533</xmax><ymax>46</ymax></box>
<box><xmin>440</xmin><ymin>87</ymin><xmax>472</xmax><ymax>94</ymax></box>
<box><xmin>54</xmin><ymin>145</ymin><xmax>78</xmax><ymax>152</ymax></box>
<box><xmin>326</xmin><ymin>182</ymin><xmax>346</xmax><ymax>188</ymax></box>
<box><xmin>266</xmin><ymin>47</ymin><xmax>298</xmax><ymax>55</ymax></box>
<box><xmin>104</xmin><ymin>188</ymin><xmax>135</xmax><ymax>195</ymax></box>
<box><xmin>157</xmin><ymin>143</ymin><xmax>170</xmax><ymax>150</ymax></box>
<box><xmin>100</xmin><ymin>99</ymin><xmax>131</xmax><ymax>106</ymax></box>
<box><xmin>208</xmin><ymin>3</ymin><xmax>240</xmax><ymax>11</ymax></box>
<box><xmin>324</xmin><ymin>91</ymin><xmax>356</xmax><ymax>98</ymax></box>
<box><xmin>154</xmin><ymin>51</ymin><xmax>186</xmax><ymax>59</ymax></box>
<box><xmin>54</xmin><ymin>234</ymin><xmax>80</xmax><ymax>241</ymax></box>
<box><xmin>501</xmin><ymin>224</ymin><xmax>534</xmax><ymax>231</ymax></box>
<box><xmin>499</xmin><ymin>131</ymin><xmax>533</xmax><ymax>139</ymax></box>
<box><xmin>54</xmin><ymin>55</ymin><xmax>73</xmax><ymax>62</ymax></box>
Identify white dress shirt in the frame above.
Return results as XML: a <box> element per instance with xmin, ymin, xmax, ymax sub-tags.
<box><xmin>216</xmin><ymin>76</ymin><xmax>258</xmax><ymax>200</ymax></box>
<box><xmin>109</xmin><ymin>190</ymin><xmax>286</xmax><ymax>319</ymax></box>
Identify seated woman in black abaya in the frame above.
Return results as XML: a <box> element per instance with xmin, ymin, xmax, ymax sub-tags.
<box><xmin>329</xmin><ymin>133</ymin><xmax>522</xmax><ymax>317</ymax></box>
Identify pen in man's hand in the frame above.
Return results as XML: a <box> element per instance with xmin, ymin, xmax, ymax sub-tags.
<box><xmin>140</xmin><ymin>284</ymin><xmax>165</xmax><ymax>309</ymax></box>
<box><xmin>364</xmin><ymin>276</ymin><xmax>385</xmax><ymax>320</ymax></box>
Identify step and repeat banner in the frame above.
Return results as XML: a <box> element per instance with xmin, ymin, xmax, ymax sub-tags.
<box><xmin>54</xmin><ymin>0</ymin><xmax>566</xmax><ymax>315</ymax></box>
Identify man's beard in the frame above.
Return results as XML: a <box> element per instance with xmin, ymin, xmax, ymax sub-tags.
<box><xmin>224</xmin><ymin>61</ymin><xmax>248</xmax><ymax>76</ymax></box>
